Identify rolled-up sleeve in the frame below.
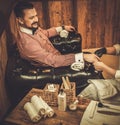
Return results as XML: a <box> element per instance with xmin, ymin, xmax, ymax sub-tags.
<box><xmin>115</xmin><ymin>70</ymin><xmax>120</xmax><ymax>79</ymax></box>
<box><xmin>113</xmin><ymin>44</ymin><xmax>120</xmax><ymax>55</ymax></box>
<box><xmin>114</xmin><ymin>44</ymin><xmax>120</xmax><ymax>78</ymax></box>
<box><xmin>42</xmin><ymin>27</ymin><xmax>58</xmax><ymax>38</ymax></box>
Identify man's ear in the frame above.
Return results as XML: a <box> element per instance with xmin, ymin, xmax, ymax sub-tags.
<box><xmin>17</xmin><ymin>17</ymin><xmax>24</xmax><ymax>25</ymax></box>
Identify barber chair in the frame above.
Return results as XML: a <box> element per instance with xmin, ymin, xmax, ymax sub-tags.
<box><xmin>5</xmin><ymin>31</ymin><xmax>103</xmax><ymax>105</ymax></box>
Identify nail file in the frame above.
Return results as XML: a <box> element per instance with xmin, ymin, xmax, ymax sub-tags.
<box><xmin>66</xmin><ymin>76</ymin><xmax>71</xmax><ymax>89</ymax></box>
<box><xmin>62</xmin><ymin>77</ymin><xmax>69</xmax><ymax>89</ymax></box>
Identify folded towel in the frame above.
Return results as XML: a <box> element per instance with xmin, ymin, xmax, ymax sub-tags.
<box><xmin>24</xmin><ymin>102</ymin><xmax>41</xmax><ymax>122</ymax></box>
<box><xmin>88</xmin><ymin>79</ymin><xmax>118</xmax><ymax>100</ymax></box>
<box><xmin>80</xmin><ymin>101</ymin><xmax>120</xmax><ymax>125</ymax></box>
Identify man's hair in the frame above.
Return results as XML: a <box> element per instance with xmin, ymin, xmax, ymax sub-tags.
<box><xmin>14</xmin><ymin>1</ymin><xmax>34</xmax><ymax>18</ymax></box>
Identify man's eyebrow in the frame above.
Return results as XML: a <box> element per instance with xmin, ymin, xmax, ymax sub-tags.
<box><xmin>29</xmin><ymin>14</ymin><xmax>38</xmax><ymax>19</ymax></box>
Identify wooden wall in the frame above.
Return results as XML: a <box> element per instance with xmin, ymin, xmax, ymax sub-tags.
<box><xmin>30</xmin><ymin>0</ymin><xmax>120</xmax><ymax>49</ymax></box>
<box><xmin>9</xmin><ymin>0</ymin><xmax>120</xmax><ymax>49</ymax></box>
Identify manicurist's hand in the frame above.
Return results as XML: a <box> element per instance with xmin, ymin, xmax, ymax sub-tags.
<box><xmin>83</xmin><ymin>54</ymin><xmax>101</xmax><ymax>63</ymax></box>
<box><xmin>93</xmin><ymin>61</ymin><xmax>105</xmax><ymax>71</ymax></box>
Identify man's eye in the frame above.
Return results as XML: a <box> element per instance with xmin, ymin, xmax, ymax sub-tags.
<box><xmin>29</xmin><ymin>17</ymin><xmax>34</xmax><ymax>20</ymax></box>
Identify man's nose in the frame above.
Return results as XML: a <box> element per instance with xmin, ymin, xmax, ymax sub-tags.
<box><xmin>34</xmin><ymin>16</ymin><xmax>38</xmax><ymax>22</ymax></box>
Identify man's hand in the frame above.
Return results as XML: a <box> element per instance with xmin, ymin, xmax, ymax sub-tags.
<box><xmin>83</xmin><ymin>54</ymin><xmax>101</xmax><ymax>63</ymax></box>
<box><xmin>64</xmin><ymin>25</ymin><xmax>76</xmax><ymax>32</ymax></box>
<box><xmin>94</xmin><ymin>47</ymin><xmax>106</xmax><ymax>57</ymax></box>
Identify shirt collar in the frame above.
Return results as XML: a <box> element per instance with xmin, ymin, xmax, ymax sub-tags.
<box><xmin>20</xmin><ymin>27</ymin><xmax>33</xmax><ymax>35</ymax></box>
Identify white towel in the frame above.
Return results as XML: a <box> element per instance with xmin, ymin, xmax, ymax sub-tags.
<box><xmin>24</xmin><ymin>102</ymin><xmax>41</xmax><ymax>122</ymax></box>
<box><xmin>31</xmin><ymin>95</ymin><xmax>46</xmax><ymax>116</ymax></box>
<box><xmin>39</xmin><ymin>96</ymin><xmax>54</xmax><ymax>118</ymax></box>
<box><xmin>80</xmin><ymin>101</ymin><xmax>120</xmax><ymax>125</ymax></box>
<box><xmin>88</xmin><ymin>79</ymin><xmax>118</xmax><ymax>100</ymax></box>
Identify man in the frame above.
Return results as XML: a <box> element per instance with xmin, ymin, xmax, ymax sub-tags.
<box><xmin>13</xmin><ymin>1</ymin><xmax>98</xmax><ymax>68</ymax></box>
<box><xmin>79</xmin><ymin>44</ymin><xmax>120</xmax><ymax>105</ymax></box>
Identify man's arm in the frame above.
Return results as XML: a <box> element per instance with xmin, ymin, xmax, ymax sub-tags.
<box><xmin>44</xmin><ymin>25</ymin><xmax>75</xmax><ymax>38</ymax></box>
<box><xmin>94</xmin><ymin>44</ymin><xmax>120</xmax><ymax>78</ymax></box>
<box><xmin>106</xmin><ymin>44</ymin><xmax>120</xmax><ymax>55</ymax></box>
<box><xmin>23</xmin><ymin>40</ymin><xmax>99</xmax><ymax>68</ymax></box>
<box><xmin>113</xmin><ymin>44</ymin><xmax>120</xmax><ymax>55</ymax></box>
<box><xmin>94</xmin><ymin>44</ymin><xmax>120</xmax><ymax>57</ymax></box>
<box><xmin>115</xmin><ymin>70</ymin><xmax>120</xmax><ymax>79</ymax></box>
<box><xmin>106</xmin><ymin>46</ymin><xmax>116</xmax><ymax>55</ymax></box>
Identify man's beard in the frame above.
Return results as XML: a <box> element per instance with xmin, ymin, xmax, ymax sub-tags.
<box><xmin>20</xmin><ymin>21</ymin><xmax>39</xmax><ymax>33</ymax></box>
<box><xmin>30</xmin><ymin>22</ymin><xmax>39</xmax><ymax>33</ymax></box>
<box><xmin>31</xmin><ymin>22</ymin><xmax>39</xmax><ymax>29</ymax></box>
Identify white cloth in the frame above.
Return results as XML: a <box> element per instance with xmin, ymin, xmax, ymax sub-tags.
<box><xmin>115</xmin><ymin>70</ymin><xmax>120</xmax><ymax>79</ymax></box>
<box><xmin>39</xmin><ymin>96</ymin><xmax>54</xmax><ymax>118</ymax></box>
<box><xmin>31</xmin><ymin>95</ymin><xmax>46</xmax><ymax>116</ymax></box>
<box><xmin>114</xmin><ymin>44</ymin><xmax>120</xmax><ymax>78</ymax></box>
<box><xmin>88</xmin><ymin>79</ymin><xmax>118</xmax><ymax>100</ymax></box>
<box><xmin>24</xmin><ymin>102</ymin><xmax>41</xmax><ymax>122</ymax></box>
<box><xmin>80</xmin><ymin>100</ymin><xmax>120</xmax><ymax>125</ymax></box>
<box><xmin>114</xmin><ymin>44</ymin><xmax>120</xmax><ymax>55</ymax></box>
<box><xmin>79</xmin><ymin>79</ymin><xmax>120</xmax><ymax>105</ymax></box>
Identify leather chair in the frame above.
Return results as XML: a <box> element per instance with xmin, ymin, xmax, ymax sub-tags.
<box><xmin>5</xmin><ymin>31</ymin><xmax>103</xmax><ymax>105</ymax></box>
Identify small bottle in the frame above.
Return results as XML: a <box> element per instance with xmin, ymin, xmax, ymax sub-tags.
<box><xmin>58</xmin><ymin>89</ymin><xmax>67</xmax><ymax>111</ymax></box>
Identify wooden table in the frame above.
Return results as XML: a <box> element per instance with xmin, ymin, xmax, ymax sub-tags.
<box><xmin>4</xmin><ymin>88</ymin><xmax>85</xmax><ymax>125</ymax></box>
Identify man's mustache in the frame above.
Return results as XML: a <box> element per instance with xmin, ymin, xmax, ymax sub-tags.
<box><xmin>32</xmin><ymin>22</ymin><xmax>38</xmax><ymax>25</ymax></box>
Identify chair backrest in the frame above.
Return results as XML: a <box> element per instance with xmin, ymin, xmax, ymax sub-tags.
<box><xmin>49</xmin><ymin>31</ymin><xmax>82</xmax><ymax>54</ymax></box>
